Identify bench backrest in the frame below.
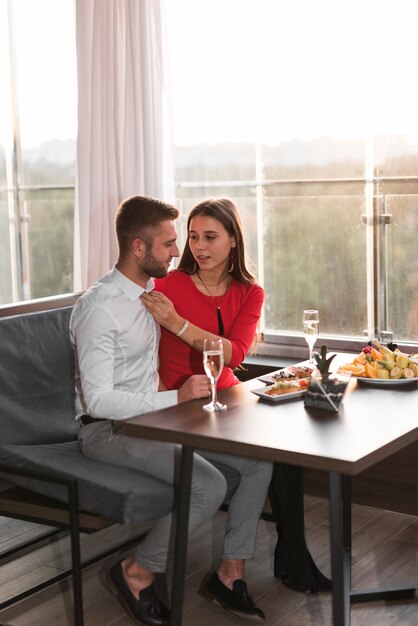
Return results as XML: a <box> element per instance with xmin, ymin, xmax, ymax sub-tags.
<box><xmin>0</xmin><ymin>307</ymin><xmax>77</xmax><ymax>444</ymax></box>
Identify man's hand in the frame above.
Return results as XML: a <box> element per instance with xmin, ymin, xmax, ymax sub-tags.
<box><xmin>178</xmin><ymin>375</ymin><xmax>211</xmax><ymax>404</ymax></box>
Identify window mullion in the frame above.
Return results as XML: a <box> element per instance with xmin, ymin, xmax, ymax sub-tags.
<box><xmin>6</xmin><ymin>0</ymin><xmax>30</xmax><ymax>301</ymax></box>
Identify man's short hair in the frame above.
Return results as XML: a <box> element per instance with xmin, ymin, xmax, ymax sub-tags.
<box><xmin>115</xmin><ymin>195</ymin><xmax>179</xmax><ymax>258</ymax></box>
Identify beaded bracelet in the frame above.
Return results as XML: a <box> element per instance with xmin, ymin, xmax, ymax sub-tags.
<box><xmin>176</xmin><ymin>319</ymin><xmax>189</xmax><ymax>337</ymax></box>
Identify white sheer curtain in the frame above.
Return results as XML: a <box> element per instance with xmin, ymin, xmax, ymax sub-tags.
<box><xmin>74</xmin><ymin>0</ymin><xmax>174</xmax><ymax>291</ymax></box>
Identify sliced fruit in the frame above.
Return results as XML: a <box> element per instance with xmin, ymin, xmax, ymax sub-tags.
<box><xmin>410</xmin><ymin>363</ymin><xmax>418</xmax><ymax>377</ymax></box>
<box><xmin>372</xmin><ymin>340</ymin><xmax>394</xmax><ymax>359</ymax></box>
<box><xmin>396</xmin><ymin>355</ymin><xmax>409</xmax><ymax>369</ymax></box>
<box><xmin>378</xmin><ymin>359</ymin><xmax>396</xmax><ymax>371</ymax></box>
<box><xmin>340</xmin><ymin>363</ymin><xmax>366</xmax><ymax>376</ymax></box>
<box><xmin>354</xmin><ymin>352</ymin><xmax>366</xmax><ymax>364</ymax></box>
<box><xmin>371</xmin><ymin>339</ymin><xmax>384</xmax><ymax>351</ymax></box>
<box><xmin>376</xmin><ymin>368</ymin><xmax>390</xmax><ymax>379</ymax></box>
<box><xmin>382</xmin><ymin>348</ymin><xmax>396</xmax><ymax>360</ymax></box>
<box><xmin>390</xmin><ymin>366</ymin><xmax>402</xmax><ymax>379</ymax></box>
<box><xmin>371</xmin><ymin>348</ymin><xmax>384</xmax><ymax>361</ymax></box>
<box><xmin>365</xmin><ymin>362</ymin><xmax>378</xmax><ymax>378</ymax></box>
<box><xmin>402</xmin><ymin>367</ymin><xmax>415</xmax><ymax>379</ymax></box>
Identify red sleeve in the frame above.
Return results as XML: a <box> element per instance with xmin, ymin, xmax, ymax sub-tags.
<box><xmin>227</xmin><ymin>283</ymin><xmax>265</xmax><ymax>368</ymax></box>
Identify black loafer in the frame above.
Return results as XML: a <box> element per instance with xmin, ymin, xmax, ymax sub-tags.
<box><xmin>104</xmin><ymin>560</ymin><xmax>170</xmax><ymax>626</ymax></box>
<box><xmin>199</xmin><ymin>571</ymin><xmax>265</xmax><ymax>622</ymax></box>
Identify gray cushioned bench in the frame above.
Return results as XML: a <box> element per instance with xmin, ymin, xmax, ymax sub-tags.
<box><xmin>0</xmin><ymin>306</ymin><xmax>239</xmax><ymax>625</ymax></box>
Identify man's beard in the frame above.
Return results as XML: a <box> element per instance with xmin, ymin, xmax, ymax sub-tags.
<box><xmin>141</xmin><ymin>249</ymin><xmax>169</xmax><ymax>279</ymax></box>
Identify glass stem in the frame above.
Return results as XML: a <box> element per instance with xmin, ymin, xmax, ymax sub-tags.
<box><xmin>211</xmin><ymin>380</ymin><xmax>217</xmax><ymax>404</ymax></box>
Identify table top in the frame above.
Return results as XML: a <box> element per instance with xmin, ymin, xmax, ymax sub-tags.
<box><xmin>122</xmin><ymin>355</ymin><xmax>418</xmax><ymax>476</ymax></box>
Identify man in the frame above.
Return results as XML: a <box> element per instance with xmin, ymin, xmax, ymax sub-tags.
<box><xmin>70</xmin><ymin>195</ymin><xmax>272</xmax><ymax>625</ymax></box>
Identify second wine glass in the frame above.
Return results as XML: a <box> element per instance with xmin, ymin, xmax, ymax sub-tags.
<box><xmin>202</xmin><ymin>338</ymin><xmax>227</xmax><ymax>412</ymax></box>
<box><xmin>302</xmin><ymin>309</ymin><xmax>319</xmax><ymax>366</ymax></box>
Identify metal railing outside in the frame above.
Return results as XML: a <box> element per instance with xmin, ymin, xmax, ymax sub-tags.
<box><xmin>2</xmin><ymin>176</ymin><xmax>418</xmax><ymax>352</ymax></box>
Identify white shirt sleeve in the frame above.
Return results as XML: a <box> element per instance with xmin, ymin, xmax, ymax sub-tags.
<box><xmin>71</xmin><ymin>302</ymin><xmax>178</xmax><ymax>421</ymax></box>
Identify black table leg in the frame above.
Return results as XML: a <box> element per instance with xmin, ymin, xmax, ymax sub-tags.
<box><xmin>329</xmin><ymin>471</ymin><xmax>350</xmax><ymax>626</ymax></box>
<box><xmin>169</xmin><ymin>445</ymin><xmax>194</xmax><ymax>626</ymax></box>
<box><xmin>69</xmin><ymin>479</ymin><xmax>84</xmax><ymax>626</ymax></box>
<box><xmin>342</xmin><ymin>475</ymin><xmax>352</xmax><ymax>591</ymax></box>
<box><xmin>342</xmin><ymin>475</ymin><xmax>417</xmax><ymax>605</ymax></box>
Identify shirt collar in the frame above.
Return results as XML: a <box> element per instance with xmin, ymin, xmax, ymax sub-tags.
<box><xmin>111</xmin><ymin>265</ymin><xmax>155</xmax><ymax>301</ymax></box>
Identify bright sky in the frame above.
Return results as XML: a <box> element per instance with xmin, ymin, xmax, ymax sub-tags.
<box><xmin>166</xmin><ymin>0</ymin><xmax>418</xmax><ymax>145</ymax></box>
<box><xmin>2</xmin><ymin>0</ymin><xmax>418</xmax><ymax>149</ymax></box>
<box><xmin>1</xmin><ymin>0</ymin><xmax>77</xmax><ymax>149</ymax></box>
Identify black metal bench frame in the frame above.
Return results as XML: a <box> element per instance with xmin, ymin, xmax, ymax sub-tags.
<box><xmin>0</xmin><ymin>463</ymin><xmax>152</xmax><ymax>626</ymax></box>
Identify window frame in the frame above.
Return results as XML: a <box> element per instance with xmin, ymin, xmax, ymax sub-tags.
<box><xmin>2</xmin><ymin>175</ymin><xmax>417</xmax><ymax>356</ymax></box>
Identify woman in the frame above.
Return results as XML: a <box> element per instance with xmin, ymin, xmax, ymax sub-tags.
<box><xmin>142</xmin><ymin>197</ymin><xmax>330</xmax><ymax>593</ymax></box>
<box><xmin>145</xmin><ymin>198</ymin><xmax>263</xmax><ymax>391</ymax></box>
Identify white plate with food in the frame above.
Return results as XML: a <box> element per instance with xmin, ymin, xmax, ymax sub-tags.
<box><xmin>355</xmin><ymin>376</ymin><xmax>418</xmax><ymax>388</ymax></box>
<box><xmin>258</xmin><ymin>363</ymin><xmax>315</xmax><ymax>385</ymax></box>
<box><xmin>251</xmin><ymin>378</ymin><xmax>309</xmax><ymax>403</ymax></box>
<box><xmin>339</xmin><ymin>341</ymin><xmax>418</xmax><ymax>385</ymax></box>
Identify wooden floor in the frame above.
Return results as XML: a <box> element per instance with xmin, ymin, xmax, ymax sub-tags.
<box><xmin>1</xmin><ymin>496</ymin><xmax>417</xmax><ymax>625</ymax></box>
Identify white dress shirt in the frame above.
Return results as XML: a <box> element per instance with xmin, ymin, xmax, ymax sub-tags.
<box><xmin>70</xmin><ymin>265</ymin><xmax>178</xmax><ymax>420</ymax></box>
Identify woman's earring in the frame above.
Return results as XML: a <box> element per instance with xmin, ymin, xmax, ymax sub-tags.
<box><xmin>228</xmin><ymin>248</ymin><xmax>236</xmax><ymax>273</ymax></box>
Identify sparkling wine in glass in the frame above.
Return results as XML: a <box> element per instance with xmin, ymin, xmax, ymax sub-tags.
<box><xmin>202</xmin><ymin>338</ymin><xmax>227</xmax><ymax>412</ymax></box>
<box><xmin>303</xmin><ymin>310</ymin><xmax>319</xmax><ymax>366</ymax></box>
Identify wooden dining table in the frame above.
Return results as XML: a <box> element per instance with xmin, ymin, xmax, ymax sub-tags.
<box><xmin>122</xmin><ymin>355</ymin><xmax>418</xmax><ymax>626</ymax></box>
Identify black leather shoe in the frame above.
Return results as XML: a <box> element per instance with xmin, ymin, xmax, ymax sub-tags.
<box><xmin>199</xmin><ymin>571</ymin><xmax>265</xmax><ymax>622</ymax></box>
<box><xmin>104</xmin><ymin>560</ymin><xmax>170</xmax><ymax>626</ymax></box>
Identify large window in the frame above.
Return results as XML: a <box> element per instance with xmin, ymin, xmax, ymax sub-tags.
<box><xmin>166</xmin><ymin>0</ymin><xmax>418</xmax><ymax>349</ymax></box>
<box><xmin>1</xmin><ymin>0</ymin><xmax>417</xmax><ymax>352</ymax></box>
<box><xmin>0</xmin><ymin>0</ymin><xmax>76</xmax><ymax>304</ymax></box>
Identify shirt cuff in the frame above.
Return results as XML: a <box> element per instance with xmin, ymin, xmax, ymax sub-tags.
<box><xmin>155</xmin><ymin>389</ymin><xmax>178</xmax><ymax>410</ymax></box>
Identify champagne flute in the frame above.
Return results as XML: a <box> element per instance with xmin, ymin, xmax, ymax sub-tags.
<box><xmin>202</xmin><ymin>338</ymin><xmax>227</xmax><ymax>411</ymax></box>
<box><xmin>303</xmin><ymin>309</ymin><xmax>319</xmax><ymax>366</ymax></box>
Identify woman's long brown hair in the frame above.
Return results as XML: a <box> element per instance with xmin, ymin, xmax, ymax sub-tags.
<box><xmin>177</xmin><ymin>198</ymin><xmax>263</xmax><ymax>355</ymax></box>
<box><xmin>177</xmin><ymin>198</ymin><xmax>256</xmax><ymax>285</ymax></box>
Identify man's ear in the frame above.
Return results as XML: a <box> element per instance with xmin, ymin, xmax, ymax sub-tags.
<box><xmin>131</xmin><ymin>238</ymin><xmax>145</xmax><ymax>258</ymax></box>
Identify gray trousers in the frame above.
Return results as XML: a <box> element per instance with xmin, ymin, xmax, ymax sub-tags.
<box><xmin>78</xmin><ymin>421</ymin><xmax>272</xmax><ymax>573</ymax></box>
